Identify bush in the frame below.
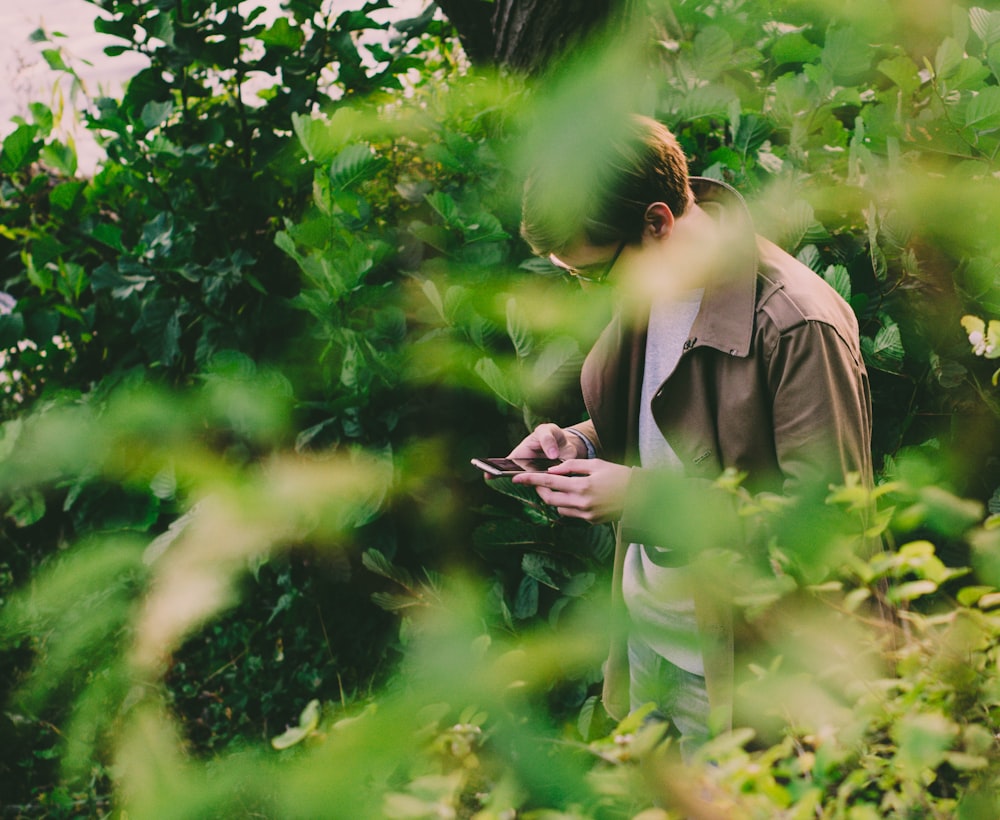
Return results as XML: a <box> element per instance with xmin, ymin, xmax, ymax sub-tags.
<box><xmin>4</xmin><ymin>0</ymin><xmax>1000</xmax><ymax>816</ymax></box>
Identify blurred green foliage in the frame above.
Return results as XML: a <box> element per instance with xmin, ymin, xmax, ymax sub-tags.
<box><xmin>4</xmin><ymin>0</ymin><xmax>1000</xmax><ymax>816</ymax></box>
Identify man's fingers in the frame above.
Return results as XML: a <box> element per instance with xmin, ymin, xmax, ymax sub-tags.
<box><xmin>512</xmin><ymin>471</ymin><xmax>573</xmax><ymax>490</ymax></box>
<box><xmin>545</xmin><ymin>459</ymin><xmax>590</xmax><ymax>475</ymax></box>
<box><xmin>534</xmin><ymin>424</ymin><xmax>566</xmax><ymax>459</ymax></box>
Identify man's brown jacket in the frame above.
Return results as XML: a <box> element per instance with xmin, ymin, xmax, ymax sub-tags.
<box><xmin>569</xmin><ymin>178</ymin><xmax>873</xmax><ymax>725</ymax></box>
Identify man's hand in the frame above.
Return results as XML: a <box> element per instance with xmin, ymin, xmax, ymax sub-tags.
<box><xmin>512</xmin><ymin>458</ymin><xmax>632</xmax><ymax>523</ymax></box>
<box><xmin>507</xmin><ymin>423</ymin><xmax>588</xmax><ymax>461</ymax></box>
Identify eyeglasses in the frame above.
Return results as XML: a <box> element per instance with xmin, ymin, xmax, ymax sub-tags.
<box><xmin>550</xmin><ymin>240</ymin><xmax>626</xmax><ymax>284</ymax></box>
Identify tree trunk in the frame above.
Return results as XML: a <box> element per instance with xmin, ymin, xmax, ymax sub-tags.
<box><xmin>434</xmin><ymin>0</ymin><xmax>621</xmax><ymax>74</ymax></box>
<box><xmin>430</xmin><ymin>0</ymin><xmax>495</xmax><ymax>65</ymax></box>
<box><xmin>491</xmin><ymin>0</ymin><xmax>617</xmax><ymax>73</ymax></box>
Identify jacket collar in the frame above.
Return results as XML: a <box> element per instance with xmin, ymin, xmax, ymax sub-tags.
<box><xmin>683</xmin><ymin>177</ymin><xmax>758</xmax><ymax>358</ymax></box>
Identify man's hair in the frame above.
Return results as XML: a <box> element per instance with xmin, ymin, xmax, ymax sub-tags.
<box><xmin>521</xmin><ymin>115</ymin><xmax>693</xmax><ymax>257</ymax></box>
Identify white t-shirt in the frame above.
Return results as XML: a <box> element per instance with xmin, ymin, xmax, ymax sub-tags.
<box><xmin>622</xmin><ymin>288</ymin><xmax>705</xmax><ymax>675</ymax></box>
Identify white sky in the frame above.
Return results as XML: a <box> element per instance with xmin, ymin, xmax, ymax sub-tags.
<box><xmin>0</xmin><ymin>0</ymin><xmax>428</xmax><ymax>174</ymax></box>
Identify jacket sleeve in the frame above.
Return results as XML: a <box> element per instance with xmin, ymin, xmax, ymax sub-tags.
<box><xmin>567</xmin><ymin>419</ymin><xmax>601</xmax><ymax>456</ymax></box>
<box><xmin>766</xmin><ymin>319</ymin><xmax>873</xmax><ymax>496</ymax></box>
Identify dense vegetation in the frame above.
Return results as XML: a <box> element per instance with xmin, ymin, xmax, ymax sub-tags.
<box><xmin>3</xmin><ymin>0</ymin><xmax>1000</xmax><ymax>816</ymax></box>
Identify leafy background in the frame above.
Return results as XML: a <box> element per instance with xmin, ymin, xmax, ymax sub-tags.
<box><xmin>3</xmin><ymin>0</ymin><xmax>1000</xmax><ymax>816</ymax></box>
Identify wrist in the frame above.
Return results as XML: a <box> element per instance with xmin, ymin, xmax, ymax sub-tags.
<box><xmin>564</xmin><ymin>427</ymin><xmax>595</xmax><ymax>459</ymax></box>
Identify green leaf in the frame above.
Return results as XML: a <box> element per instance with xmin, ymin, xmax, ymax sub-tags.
<box><xmin>42</xmin><ymin>48</ymin><xmax>69</xmax><ymax>72</ymax></box>
<box><xmin>561</xmin><ymin>572</ymin><xmax>595</xmax><ymax>597</ymax></box>
<box><xmin>91</xmin><ymin>261</ymin><xmax>155</xmax><ymax>299</ymax></box>
<box><xmin>140</xmin><ymin>100</ymin><xmax>173</xmax><ymax>130</ymax></box>
<box><xmin>513</xmin><ymin>576</ymin><xmax>538</xmax><ymax>619</ymax></box>
<box><xmin>143</xmin><ymin>12</ymin><xmax>175</xmax><ymax>47</ymax></box>
<box><xmin>150</xmin><ymin>464</ymin><xmax>176</xmax><ymax>500</ymax></box>
<box><xmin>936</xmin><ymin>37</ymin><xmax>965</xmax><ymax>79</ymax></box>
<box><xmin>893</xmin><ymin>712</ymin><xmax>958</xmax><ymax>774</ymax></box>
<box><xmin>410</xmin><ymin>222</ymin><xmax>450</xmax><ymax>252</ymax></box>
<box><xmin>0</xmin><ymin>313</ymin><xmax>25</xmax><ymax>349</ymax></box>
<box><xmin>362</xmin><ymin>548</ymin><xmax>415</xmax><ymax>589</ymax></box>
<box><xmin>472</xmin><ymin>519</ymin><xmax>542</xmax><ymax>550</ymax></box>
<box><xmin>57</xmin><ymin>261</ymin><xmax>88</xmax><ymax>302</ymax></box>
<box><xmin>463</xmin><ymin>212</ymin><xmax>508</xmax><ymax>244</ymax></box>
<box><xmin>420</xmin><ymin>279</ymin><xmax>445</xmax><ymax>320</ymax></box>
<box><xmin>964</xmin><ymin>86</ymin><xmax>1000</xmax><ymax>131</ymax></box>
<box><xmin>692</xmin><ymin>27</ymin><xmax>734</xmax><ymax>81</ymax></box>
<box><xmin>258</xmin><ymin>17</ymin><xmax>304</xmax><ymax>49</ymax></box>
<box><xmin>522</xmin><ymin>552</ymin><xmax>558</xmax><ymax>588</ymax></box>
<box><xmin>957</xmin><ymin>585</ymin><xmax>994</xmax><ymax>606</ymax></box>
<box><xmin>49</xmin><ymin>180</ymin><xmax>86</xmax><ymax>211</ymax></box>
<box><xmin>677</xmin><ymin>84</ymin><xmax>739</xmax><ymax>120</ymax></box>
<box><xmin>823</xmin><ymin>264</ymin><xmax>852</xmax><ymax>302</ymax></box>
<box><xmin>505</xmin><ymin>298</ymin><xmax>532</xmax><ymax>359</ymax></box>
<box><xmin>821</xmin><ymin>27</ymin><xmax>872</xmax><ymax>81</ymax></box>
<box><xmin>40</xmin><ymin>141</ymin><xmax>77</xmax><ymax>177</ymax></box>
<box><xmin>918</xmin><ymin>485</ymin><xmax>985</xmax><ymax>536</ymax></box>
<box><xmin>862</xmin><ymin>320</ymin><xmax>905</xmax><ymax>369</ymax></box>
<box><xmin>970</xmin><ymin>7</ymin><xmax>1000</xmax><ymax>48</ymax></box>
<box><xmin>89</xmin><ymin>223</ymin><xmax>125</xmax><ymax>252</ymax></box>
<box><xmin>474</xmin><ymin>357</ymin><xmax>521</xmax><ymax>406</ymax></box>
<box><xmin>945</xmin><ymin>751</ymin><xmax>989</xmax><ymax>771</ymax></box>
<box><xmin>1</xmin><ymin>125</ymin><xmax>40</xmax><ymax>173</ymax></box>
<box><xmin>878</xmin><ymin>55</ymin><xmax>921</xmax><ymax>98</ymax></box>
<box><xmin>371</xmin><ymin>592</ymin><xmax>422</xmax><ymax>612</ymax></box>
<box><xmin>889</xmin><ymin>579</ymin><xmax>938</xmax><ymax>602</ymax></box>
<box><xmin>796</xmin><ymin>245</ymin><xmax>822</xmax><ymax>272</ymax></box>
<box><xmin>425</xmin><ymin>191</ymin><xmax>460</xmax><ymax>227</ymax></box>
<box><xmin>25</xmin><ymin>255</ymin><xmax>53</xmax><ymax>294</ymax></box>
<box><xmin>929</xmin><ymin>352</ymin><xmax>966</xmax><ymax>389</ymax></box>
<box><xmin>530</xmin><ymin>337</ymin><xmax>582</xmax><ymax>390</ymax></box>
<box><xmin>28</xmin><ymin>102</ymin><xmax>54</xmax><ymax>134</ymax></box>
<box><xmin>329</xmin><ymin>143</ymin><xmax>385</xmax><ymax>190</ymax></box>
<box><xmin>6</xmin><ymin>490</ymin><xmax>46</xmax><ymax>527</ymax></box>
<box><xmin>733</xmin><ymin>114</ymin><xmax>772</xmax><ymax>157</ymax></box>
<box><xmin>771</xmin><ymin>32</ymin><xmax>822</xmax><ymax>66</ymax></box>
<box><xmin>271</xmin><ymin>699</ymin><xmax>321</xmax><ymax>750</ymax></box>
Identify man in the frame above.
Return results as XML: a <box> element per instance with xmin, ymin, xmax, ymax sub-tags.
<box><xmin>506</xmin><ymin>115</ymin><xmax>873</xmax><ymax>745</ymax></box>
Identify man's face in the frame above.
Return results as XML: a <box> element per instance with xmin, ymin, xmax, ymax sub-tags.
<box><xmin>549</xmin><ymin>240</ymin><xmax>626</xmax><ymax>284</ymax></box>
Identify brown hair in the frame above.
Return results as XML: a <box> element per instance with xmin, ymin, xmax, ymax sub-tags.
<box><xmin>521</xmin><ymin>115</ymin><xmax>693</xmax><ymax>256</ymax></box>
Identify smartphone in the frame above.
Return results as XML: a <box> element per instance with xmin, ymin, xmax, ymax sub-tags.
<box><xmin>470</xmin><ymin>457</ymin><xmax>563</xmax><ymax>476</ymax></box>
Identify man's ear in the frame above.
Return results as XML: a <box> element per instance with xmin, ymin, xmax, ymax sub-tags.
<box><xmin>643</xmin><ymin>202</ymin><xmax>675</xmax><ymax>239</ymax></box>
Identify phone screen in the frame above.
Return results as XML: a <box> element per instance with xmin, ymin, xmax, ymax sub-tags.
<box><xmin>471</xmin><ymin>457</ymin><xmax>563</xmax><ymax>476</ymax></box>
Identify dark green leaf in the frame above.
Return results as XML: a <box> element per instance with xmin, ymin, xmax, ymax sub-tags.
<box><xmin>258</xmin><ymin>17</ymin><xmax>304</xmax><ymax>49</ymax></box>
<box><xmin>513</xmin><ymin>576</ymin><xmax>539</xmax><ymax>619</ymax></box>
<box><xmin>0</xmin><ymin>125</ymin><xmax>40</xmax><ymax>173</ymax></box>
<box><xmin>0</xmin><ymin>313</ymin><xmax>25</xmax><ymax>349</ymax></box>
<box><xmin>49</xmin><ymin>180</ymin><xmax>86</xmax><ymax>212</ymax></box>
<box><xmin>522</xmin><ymin>553</ymin><xmax>558</xmax><ymax>588</ymax></box>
